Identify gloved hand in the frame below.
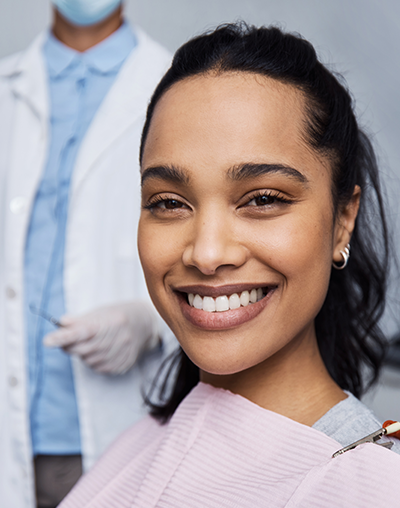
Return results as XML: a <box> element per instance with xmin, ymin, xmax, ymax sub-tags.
<box><xmin>43</xmin><ymin>301</ymin><xmax>160</xmax><ymax>375</ymax></box>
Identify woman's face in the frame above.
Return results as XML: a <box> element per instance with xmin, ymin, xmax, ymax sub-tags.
<box><xmin>139</xmin><ymin>73</ymin><xmax>355</xmax><ymax>377</ymax></box>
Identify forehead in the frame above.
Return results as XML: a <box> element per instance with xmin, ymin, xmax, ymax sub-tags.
<box><xmin>142</xmin><ymin>72</ymin><xmax>326</xmax><ymax>179</ymax></box>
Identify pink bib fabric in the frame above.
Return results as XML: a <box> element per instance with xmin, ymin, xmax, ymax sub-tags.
<box><xmin>60</xmin><ymin>382</ymin><xmax>400</xmax><ymax>507</ymax></box>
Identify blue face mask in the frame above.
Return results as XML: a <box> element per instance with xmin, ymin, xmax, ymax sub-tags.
<box><xmin>52</xmin><ymin>0</ymin><xmax>122</xmax><ymax>26</ymax></box>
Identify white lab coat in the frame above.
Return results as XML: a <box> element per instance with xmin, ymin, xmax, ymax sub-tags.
<box><xmin>0</xmin><ymin>27</ymin><xmax>172</xmax><ymax>508</ymax></box>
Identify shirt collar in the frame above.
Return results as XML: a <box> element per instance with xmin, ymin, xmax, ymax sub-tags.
<box><xmin>43</xmin><ymin>22</ymin><xmax>136</xmax><ymax>78</ymax></box>
<box><xmin>43</xmin><ymin>31</ymin><xmax>76</xmax><ymax>78</ymax></box>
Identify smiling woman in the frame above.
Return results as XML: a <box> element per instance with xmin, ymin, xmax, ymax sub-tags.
<box><xmin>138</xmin><ymin>27</ymin><xmax>386</xmax><ymax>419</ymax></box>
<box><xmin>139</xmin><ymin>73</ymin><xmax>347</xmax><ymax>404</ymax></box>
<box><xmin>59</xmin><ymin>23</ymin><xmax>400</xmax><ymax>508</ymax></box>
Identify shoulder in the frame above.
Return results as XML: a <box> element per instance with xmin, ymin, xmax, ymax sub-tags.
<box><xmin>108</xmin><ymin>26</ymin><xmax>172</xmax><ymax>110</ymax></box>
<box><xmin>0</xmin><ymin>33</ymin><xmax>45</xmax><ymax>78</ymax></box>
<box><xmin>128</xmin><ymin>25</ymin><xmax>172</xmax><ymax>79</ymax></box>
<box><xmin>313</xmin><ymin>391</ymin><xmax>400</xmax><ymax>454</ymax></box>
<box><xmin>134</xmin><ymin>26</ymin><xmax>171</xmax><ymax>62</ymax></box>
<box><xmin>94</xmin><ymin>414</ymin><xmax>164</xmax><ymax>470</ymax></box>
<box><xmin>290</xmin><ymin>439</ymin><xmax>400</xmax><ymax>506</ymax></box>
<box><xmin>59</xmin><ymin>415</ymin><xmax>166</xmax><ymax>507</ymax></box>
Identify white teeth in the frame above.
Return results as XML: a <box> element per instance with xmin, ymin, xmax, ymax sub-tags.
<box><xmin>216</xmin><ymin>295</ymin><xmax>229</xmax><ymax>312</ymax></box>
<box><xmin>193</xmin><ymin>294</ymin><xmax>203</xmax><ymax>310</ymax></box>
<box><xmin>229</xmin><ymin>293</ymin><xmax>240</xmax><ymax>310</ymax></box>
<box><xmin>188</xmin><ymin>288</ymin><xmax>267</xmax><ymax>313</ymax></box>
<box><xmin>203</xmin><ymin>296</ymin><xmax>216</xmax><ymax>312</ymax></box>
<box><xmin>240</xmin><ymin>290</ymin><xmax>250</xmax><ymax>306</ymax></box>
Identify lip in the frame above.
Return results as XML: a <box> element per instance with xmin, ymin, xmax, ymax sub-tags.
<box><xmin>175</xmin><ymin>285</ymin><xmax>277</xmax><ymax>330</ymax></box>
<box><xmin>174</xmin><ymin>283</ymin><xmax>273</xmax><ymax>298</ymax></box>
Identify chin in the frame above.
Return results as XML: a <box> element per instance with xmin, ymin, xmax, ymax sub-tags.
<box><xmin>182</xmin><ymin>340</ymin><xmax>261</xmax><ymax>378</ymax></box>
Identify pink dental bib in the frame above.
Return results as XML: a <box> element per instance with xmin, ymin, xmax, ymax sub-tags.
<box><xmin>60</xmin><ymin>382</ymin><xmax>400</xmax><ymax>507</ymax></box>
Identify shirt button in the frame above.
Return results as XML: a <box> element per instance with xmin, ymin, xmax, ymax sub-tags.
<box><xmin>8</xmin><ymin>376</ymin><xmax>18</xmax><ymax>387</ymax></box>
<box><xmin>5</xmin><ymin>286</ymin><xmax>16</xmax><ymax>299</ymax></box>
<box><xmin>10</xmin><ymin>196</ymin><xmax>27</xmax><ymax>214</ymax></box>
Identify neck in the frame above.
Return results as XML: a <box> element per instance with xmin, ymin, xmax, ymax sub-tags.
<box><xmin>201</xmin><ymin>329</ymin><xmax>346</xmax><ymax>427</ymax></box>
<box><xmin>52</xmin><ymin>6</ymin><xmax>123</xmax><ymax>52</ymax></box>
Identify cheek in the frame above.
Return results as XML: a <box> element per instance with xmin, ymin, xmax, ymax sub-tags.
<box><xmin>138</xmin><ymin>218</ymin><xmax>182</xmax><ymax>298</ymax></box>
<box><xmin>251</xmin><ymin>210</ymin><xmax>334</xmax><ymax>299</ymax></box>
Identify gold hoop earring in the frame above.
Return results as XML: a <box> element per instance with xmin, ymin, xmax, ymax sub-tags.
<box><xmin>332</xmin><ymin>244</ymin><xmax>350</xmax><ymax>270</ymax></box>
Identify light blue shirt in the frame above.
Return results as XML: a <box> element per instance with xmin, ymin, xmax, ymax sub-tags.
<box><xmin>24</xmin><ymin>23</ymin><xmax>136</xmax><ymax>455</ymax></box>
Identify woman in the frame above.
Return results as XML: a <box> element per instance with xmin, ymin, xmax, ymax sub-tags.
<box><xmin>60</xmin><ymin>23</ymin><xmax>400</xmax><ymax>507</ymax></box>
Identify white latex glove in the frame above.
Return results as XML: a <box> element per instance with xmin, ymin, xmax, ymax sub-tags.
<box><xmin>43</xmin><ymin>301</ymin><xmax>160</xmax><ymax>375</ymax></box>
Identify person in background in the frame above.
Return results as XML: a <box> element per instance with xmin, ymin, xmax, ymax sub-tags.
<box><xmin>0</xmin><ymin>1</ymin><xmax>172</xmax><ymax>507</ymax></box>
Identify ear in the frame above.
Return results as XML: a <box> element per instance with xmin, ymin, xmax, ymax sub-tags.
<box><xmin>332</xmin><ymin>185</ymin><xmax>361</xmax><ymax>264</ymax></box>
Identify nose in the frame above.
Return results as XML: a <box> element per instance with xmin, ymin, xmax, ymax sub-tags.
<box><xmin>182</xmin><ymin>213</ymin><xmax>247</xmax><ymax>275</ymax></box>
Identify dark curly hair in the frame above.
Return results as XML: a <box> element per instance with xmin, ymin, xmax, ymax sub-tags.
<box><xmin>140</xmin><ymin>22</ymin><xmax>390</xmax><ymax>422</ymax></box>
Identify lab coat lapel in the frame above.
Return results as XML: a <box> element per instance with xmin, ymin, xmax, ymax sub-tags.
<box><xmin>2</xmin><ymin>34</ymin><xmax>49</xmax><ymax>272</ymax></box>
<box><xmin>5</xmin><ymin>33</ymin><xmax>49</xmax><ymax>205</ymax></box>
<box><xmin>6</xmin><ymin>33</ymin><xmax>48</xmax><ymax>125</ymax></box>
<box><xmin>71</xmin><ymin>28</ymin><xmax>167</xmax><ymax>193</ymax></box>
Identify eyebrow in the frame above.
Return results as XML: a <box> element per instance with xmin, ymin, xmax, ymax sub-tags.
<box><xmin>141</xmin><ymin>165</ymin><xmax>190</xmax><ymax>186</ymax></box>
<box><xmin>141</xmin><ymin>162</ymin><xmax>309</xmax><ymax>186</ymax></box>
<box><xmin>228</xmin><ymin>163</ymin><xmax>309</xmax><ymax>185</ymax></box>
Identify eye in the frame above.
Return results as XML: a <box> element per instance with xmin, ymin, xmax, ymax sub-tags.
<box><xmin>156</xmin><ymin>198</ymin><xmax>185</xmax><ymax>209</ymax></box>
<box><xmin>245</xmin><ymin>191</ymin><xmax>292</xmax><ymax>208</ymax></box>
<box><xmin>247</xmin><ymin>194</ymin><xmax>276</xmax><ymax>207</ymax></box>
<box><xmin>143</xmin><ymin>194</ymin><xmax>191</xmax><ymax>215</ymax></box>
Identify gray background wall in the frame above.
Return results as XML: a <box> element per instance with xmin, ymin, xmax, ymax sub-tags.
<box><xmin>1</xmin><ymin>0</ymin><xmax>400</xmax><ymax>419</ymax></box>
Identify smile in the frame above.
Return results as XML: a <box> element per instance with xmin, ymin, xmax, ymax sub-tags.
<box><xmin>187</xmin><ymin>288</ymin><xmax>265</xmax><ymax>313</ymax></box>
<box><xmin>175</xmin><ymin>284</ymin><xmax>277</xmax><ymax>330</ymax></box>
